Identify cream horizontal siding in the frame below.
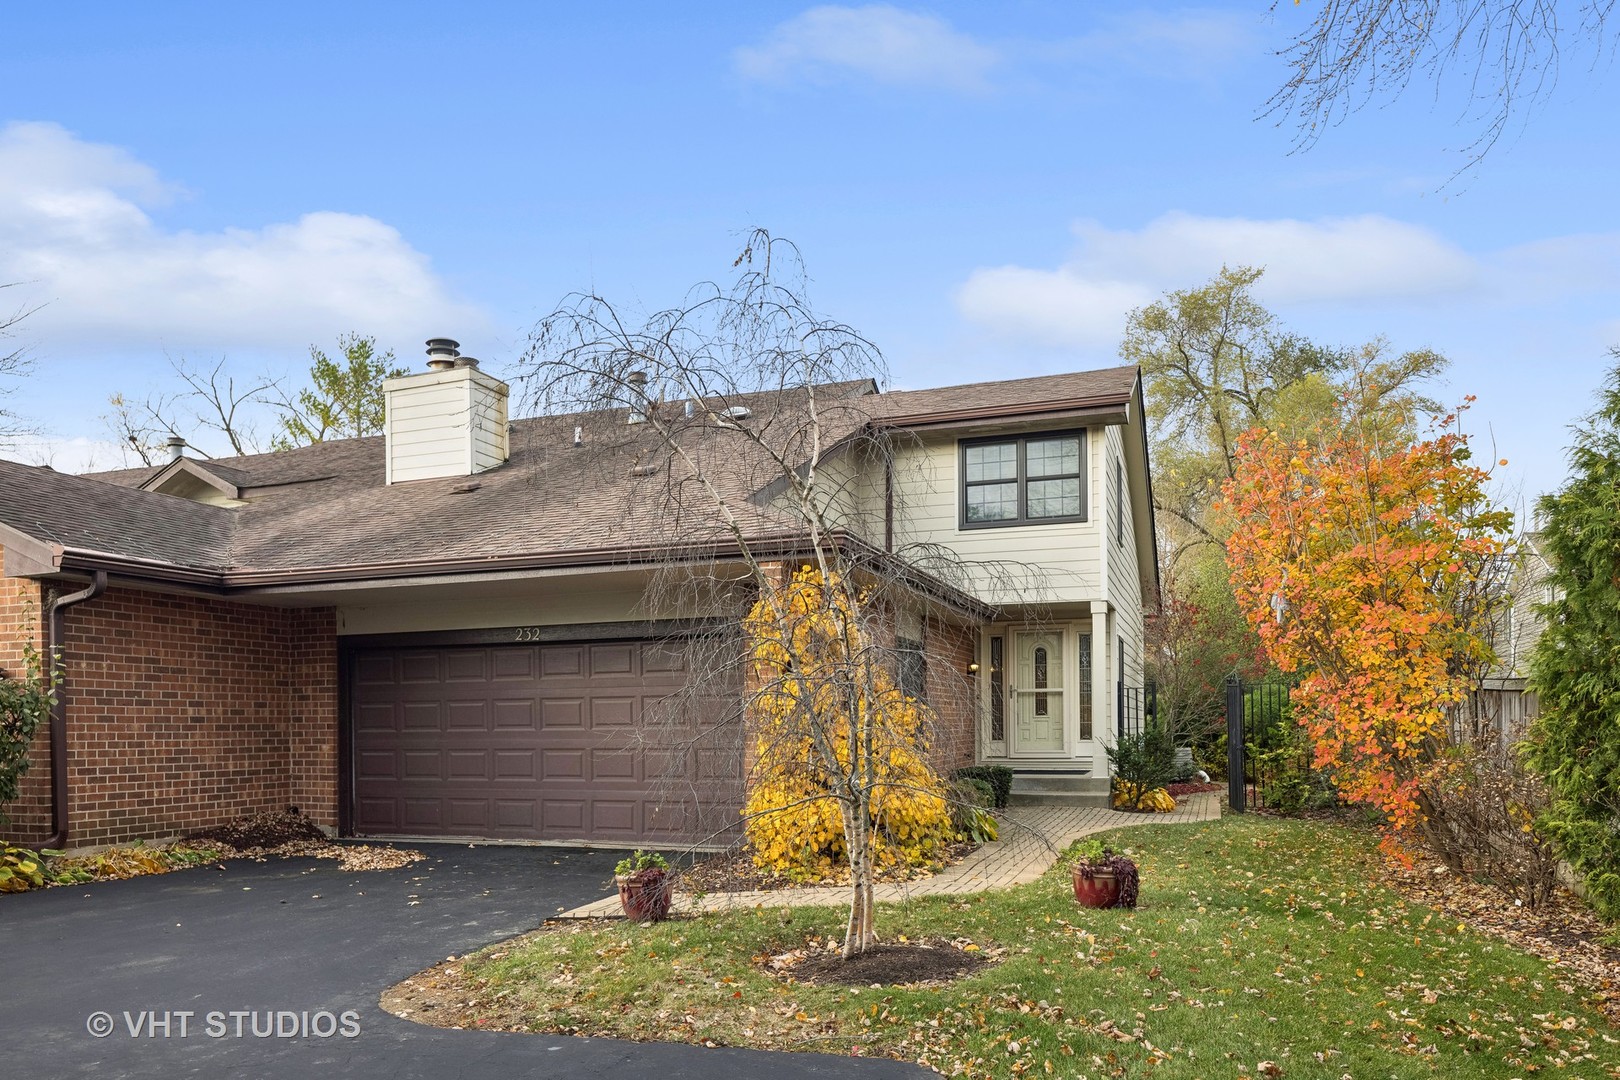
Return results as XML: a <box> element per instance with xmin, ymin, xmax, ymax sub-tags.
<box><xmin>886</xmin><ymin>428</ymin><xmax>1104</xmax><ymax>606</ymax></box>
<box><xmin>471</xmin><ymin>392</ymin><xmax>508</xmax><ymax>473</ymax></box>
<box><xmin>1102</xmin><ymin>424</ymin><xmax>1146</xmax><ymax>690</ymax></box>
<box><xmin>386</xmin><ymin>381</ymin><xmax>471</xmax><ymax>483</ymax></box>
<box><xmin>384</xmin><ymin>366</ymin><xmax>511</xmax><ymax>483</ymax></box>
<box><xmin>336</xmin><ymin>575</ymin><xmax>734</xmax><ymax>636</ymax></box>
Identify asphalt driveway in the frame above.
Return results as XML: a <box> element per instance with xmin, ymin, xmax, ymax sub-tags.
<box><xmin>4</xmin><ymin>844</ymin><xmax>926</xmax><ymax>1079</ymax></box>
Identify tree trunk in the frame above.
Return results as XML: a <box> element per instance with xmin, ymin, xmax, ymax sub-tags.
<box><xmin>840</xmin><ymin>799</ymin><xmax>876</xmax><ymax>958</ymax></box>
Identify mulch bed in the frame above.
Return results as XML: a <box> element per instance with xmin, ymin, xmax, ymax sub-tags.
<box><xmin>680</xmin><ymin>839</ymin><xmax>979</xmax><ymax>894</ymax></box>
<box><xmin>779</xmin><ymin>939</ymin><xmax>991</xmax><ymax>987</ymax></box>
<box><xmin>1165</xmin><ymin>781</ymin><xmax>1222</xmax><ymax>797</ymax></box>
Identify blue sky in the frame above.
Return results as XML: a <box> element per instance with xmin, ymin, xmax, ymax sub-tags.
<box><xmin>1</xmin><ymin>2</ymin><xmax>1614</xmax><ymax>503</ymax></box>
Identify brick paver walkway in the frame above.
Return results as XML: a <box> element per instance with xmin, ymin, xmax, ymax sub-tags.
<box><xmin>559</xmin><ymin>791</ymin><xmax>1219</xmax><ymax>918</ymax></box>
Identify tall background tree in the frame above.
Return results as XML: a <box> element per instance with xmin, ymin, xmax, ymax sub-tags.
<box><xmin>103</xmin><ymin>333</ymin><xmax>402</xmax><ymax>464</ymax></box>
<box><xmin>1268</xmin><ymin>0</ymin><xmax>1619</xmax><ymax>174</ymax></box>
<box><xmin>1122</xmin><ymin>266</ymin><xmax>1445</xmax><ymax>753</ymax></box>
<box><xmin>1524</xmin><ymin>348</ymin><xmax>1620</xmax><ymax>920</ymax></box>
<box><xmin>270</xmin><ymin>334</ymin><xmax>408</xmax><ymax>450</ymax></box>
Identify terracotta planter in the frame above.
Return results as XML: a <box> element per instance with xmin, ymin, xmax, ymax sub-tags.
<box><xmin>616</xmin><ymin>870</ymin><xmax>673</xmax><ymax>922</ymax></box>
<box><xmin>1072</xmin><ymin>866</ymin><xmax>1120</xmax><ymax>909</ymax></box>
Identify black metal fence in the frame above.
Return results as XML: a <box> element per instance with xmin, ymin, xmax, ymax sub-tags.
<box><xmin>1117</xmin><ymin>680</ymin><xmax>1157</xmax><ymax>740</ymax></box>
<box><xmin>1224</xmin><ymin>674</ymin><xmax>1302</xmax><ymax>812</ymax></box>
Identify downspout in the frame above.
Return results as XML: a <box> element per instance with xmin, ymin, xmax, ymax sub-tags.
<box><xmin>40</xmin><ymin>570</ymin><xmax>108</xmax><ymax>850</ymax></box>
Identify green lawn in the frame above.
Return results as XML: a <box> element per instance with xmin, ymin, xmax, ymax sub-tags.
<box><xmin>457</xmin><ymin>816</ymin><xmax>1618</xmax><ymax>1078</ymax></box>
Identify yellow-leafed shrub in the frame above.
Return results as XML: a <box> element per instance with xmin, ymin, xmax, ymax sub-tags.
<box><xmin>0</xmin><ymin>845</ymin><xmax>45</xmax><ymax>892</ymax></box>
<box><xmin>1113</xmin><ymin>783</ymin><xmax>1176</xmax><ymax>813</ymax></box>
<box><xmin>743</xmin><ymin>567</ymin><xmax>958</xmax><ymax>876</ymax></box>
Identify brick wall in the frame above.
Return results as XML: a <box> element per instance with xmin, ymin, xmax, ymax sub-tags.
<box><xmin>924</xmin><ymin>616</ymin><xmax>981</xmax><ymax>771</ymax></box>
<box><xmin>0</xmin><ymin>560</ymin><xmax>337</xmax><ymax>849</ymax></box>
<box><xmin>0</xmin><ymin>565</ymin><xmax>50</xmax><ymax>840</ymax></box>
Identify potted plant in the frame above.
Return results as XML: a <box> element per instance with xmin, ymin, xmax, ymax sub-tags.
<box><xmin>614</xmin><ymin>850</ymin><xmax>674</xmax><ymax>922</ymax></box>
<box><xmin>1071</xmin><ymin>839</ymin><xmax>1140</xmax><ymax>909</ymax></box>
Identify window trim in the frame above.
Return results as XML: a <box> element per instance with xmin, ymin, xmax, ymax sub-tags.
<box><xmin>958</xmin><ymin>428</ymin><xmax>1088</xmax><ymax>530</ymax></box>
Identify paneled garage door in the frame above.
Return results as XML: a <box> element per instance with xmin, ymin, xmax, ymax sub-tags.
<box><xmin>349</xmin><ymin>638</ymin><xmax>742</xmax><ymax>845</ymax></box>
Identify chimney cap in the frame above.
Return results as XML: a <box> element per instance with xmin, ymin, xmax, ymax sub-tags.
<box><xmin>165</xmin><ymin>435</ymin><xmax>187</xmax><ymax>462</ymax></box>
<box><xmin>454</xmin><ymin>356</ymin><xmax>479</xmax><ymax>369</ymax></box>
<box><xmin>426</xmin><ymin>338</ymin><xmax>461</xmax><ymax>371</ymax></box>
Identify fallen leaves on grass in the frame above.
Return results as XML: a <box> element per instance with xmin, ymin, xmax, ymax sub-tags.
<box><xmin>681</xmin><ymin>839</ymin><xmax>979</xmax><ymax>894</ymax></box>
<box><xmin>1388</xmin><ymin>849</ymin><xmax>1620</xmax><ymax>1022</ymax></box>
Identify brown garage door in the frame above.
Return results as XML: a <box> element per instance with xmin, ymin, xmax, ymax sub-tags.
<box><xmin>349</xmin><ymin>638</ymin><xmax>742</xmax><ymax>845</ymax></box>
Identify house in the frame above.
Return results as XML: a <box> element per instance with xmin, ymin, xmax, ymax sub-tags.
<box><xmin>1472</xmin><ymin>534</ymin><xmax>1555</xmax><ymax>740</ymax></box>
<box><xmin>0</xmin><ymin>348</ymin><xmax>1158</xmax><ymax>851</ymax></box>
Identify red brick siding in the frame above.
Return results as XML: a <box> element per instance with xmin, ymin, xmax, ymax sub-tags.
<box><xmin>0</xmin><ymin>565</ymin><xmax>50</xmax><ymax>841</ymax></box>
<box><xmin>924</xmin><ymin>617</ymin><xmax>980</xmax><ymax>772</ymax></box>
<box><xmin>287</xmin><ymin>608</ymin><xmax>338</xmax><ymax>827</ymax></box>
<box><xmin>0</xmin><ymin>561</ymin><xmax>338</xmax><ymax>848</ymax></box>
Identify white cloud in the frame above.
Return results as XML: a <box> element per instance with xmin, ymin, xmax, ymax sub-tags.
<box><xmin>0</xmin><ymin>121</ymin><xmax>485</xmax><ymax>355</ymax></box>
<box><xmin>955</xmin><ymin>267</ymin><xmax>1155</xmax><ymax>350</ymax></box>
<box><xmin>1</xmin><ymin>433</ymin><xmax>136</xmax><ymax>474</ymax></box>
<box><xmin>955</xmin><ymin>212</ymin><xmax>1485</xmax><ymax>349</ymax></box>
<box><xmin>1053</xmin><ymin>10</ymin><xmax>1262</xmax><ymax>80</ymax></box>
<box><xmin>735</xmin><ymin>5</ymin><xmax>999</xmax><ymax>91</ymax></box>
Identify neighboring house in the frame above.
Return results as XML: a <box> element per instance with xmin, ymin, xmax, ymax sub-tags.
<box><xmin>0</xmin><ymin>350</ymin><xmax>1157</xmax><ymax>850</ymax></box>
<box><xmin>1474</xmin><ymin>534</ymin><xmax>1555</xmax><ymax>740</ymax></box>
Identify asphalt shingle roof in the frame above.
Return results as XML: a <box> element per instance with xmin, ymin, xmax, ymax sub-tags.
<box><xmin>0</xmin><ymin>368</ymin><xmax>1138</xmax><ymax>582</ymax></box>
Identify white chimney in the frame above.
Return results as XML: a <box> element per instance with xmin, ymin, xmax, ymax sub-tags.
<box><xmin>383</xmin><ymin>339</ymin><xmax>510</xmax><ymax>484</ymax></box>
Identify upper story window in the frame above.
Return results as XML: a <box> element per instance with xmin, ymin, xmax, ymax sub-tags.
<box><xmin>959</xmin><ymin>430</ymin><xmax>1086</xmax><ymax>529</ymax></box>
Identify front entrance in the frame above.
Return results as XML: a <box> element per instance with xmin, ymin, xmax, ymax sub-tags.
<box><xmin>1010</xmin><ymin>629</ymin><xmax>1065</xmax><ymax>755</ymax></box>
<box><xmin>999</xmin><ymin>626</ymin><xmax>1096</xmax><ymax>760</ymax></box>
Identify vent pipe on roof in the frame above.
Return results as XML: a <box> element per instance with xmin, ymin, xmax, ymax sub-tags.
<box><xmin>573</xmin><ymin>425</ymin><xmax>583</xmax><ymax>448</ymax></box>
<box><xmin>165</xmin><ymin>436</ymin><xmax>187</xmax><ymax>462</ymax></box>
<box><xmin>425</xmin><ymin>337</ymin><xmax>461</xmax><ymax>371</ymax></box>
<box><xmin>627</xmin><ymin>370</ymin><xmax>649</xmax><ymax>425</ymax></box>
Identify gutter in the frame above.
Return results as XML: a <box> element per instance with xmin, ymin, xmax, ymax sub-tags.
<box><xmin>40</xmin><ymin>570</ymin><xmax>107</xmax><ymax>851</ymax></box>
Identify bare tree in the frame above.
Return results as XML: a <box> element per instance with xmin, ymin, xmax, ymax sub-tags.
<box><xmin>518</xmin><ymin>232</ymin><xmax>1041</xmax><ymax>957</ymax></box>
<box><xmin>1266</xmin><ymin>1</ymin><xmax>1618</xmax><ymax>177</ymax></box>
<box><xmin>0</xmin><ymin>283</ymin><xmax>41</xmax><ymax>446</ymax></box>
<box><xmin>102</xmin><ymin>356</ymin><xmax>280</xmax><ymax>464</ymax></box>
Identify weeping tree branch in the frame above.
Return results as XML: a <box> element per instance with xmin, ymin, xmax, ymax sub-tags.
<box><xmin>1266</xmin><ymin>0</ymin><xmax>1618</xmax><ymax>179</ymax></box>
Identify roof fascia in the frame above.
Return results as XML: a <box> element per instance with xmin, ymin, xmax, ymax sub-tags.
<box><xmin>0</xmin><ymin>523</ymin><xmax>64</xmax><ymax>578</ymax></box>
<box><xmin>873</xmin><ymin>394</ymin><xmax>1132</xmax><ymax>432</ymax></box>
<box><xmin>49</xmin><ymin>531</ymin><xmax>994</xmax><ymax>619</ymax></box>
<box><xmin>1124</xmin><ymin>373</ymin><xmax>1161</xmax><ymax>608</ymax></box>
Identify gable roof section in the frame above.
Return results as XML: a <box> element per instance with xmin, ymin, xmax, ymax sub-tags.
<box><xmin>0</xmin><ymin>459</ymin><xmax>237</xmax><ymax>571</ymax></box>
<box><xmin>867</xmin><ymin>366</ymin><xmax>1138</xmax><ymax>428</ymax></box>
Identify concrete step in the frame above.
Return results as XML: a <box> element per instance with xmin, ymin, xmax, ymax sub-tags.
<box><xmin>1007</xmin><ymin>772</ymin><xmax>1112</xmax><ymax>807</ymax></box>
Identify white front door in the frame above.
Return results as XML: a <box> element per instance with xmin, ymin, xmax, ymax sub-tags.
<box><xmin>1010</xmin><ymin>629</ymin><xmax>1065</xmax><ymax>756</ymax></box>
